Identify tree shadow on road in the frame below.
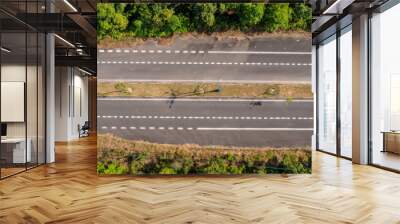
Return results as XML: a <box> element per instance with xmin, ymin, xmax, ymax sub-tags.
<box><xmin>166</xmin><ymin>88</ymin><xmax>220</xmax><ymax>109</ymax></box>
<box><xmin>249</xmin><ymin>101</ymin><xmax>262</xmax><ymax>109</ymax></box>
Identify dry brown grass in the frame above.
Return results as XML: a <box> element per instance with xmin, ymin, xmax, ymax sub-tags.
<box><xmin>98</xmin><ymin>134</ymin><xmax>311</xmax><ymax>160</ymax></box>
<box><xmin>97</xmin><ymin>134</ymin><xmax>312</xmax><ymax>175</ymax></box>
<box><xmin>97</xmin><ymin>82</ymin><xmax>312</xmax><ymax>99</ymax></box>
<box><xmin>97</xmin><ymin>31</ymin><xmax>310</xmax><ymax>48</ymax></box>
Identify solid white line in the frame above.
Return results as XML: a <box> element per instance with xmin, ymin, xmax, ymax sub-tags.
<box><xmin>98</xmin><ymin>49</ymin><xmax>311</xmax><ymax>55</ymax></box>
<box><xmin>208</xmin><ymin>50</ymin><xmax>311</xmax><ymax>55</ymax></box>
<box><xmin>97</xmin><ymin>61</ymin><xmax>311</xmax><ymax>66</ymax></box>
<box><xmin>196</xmin><ymin>127</ymin><xmax>313</xmax><ymax>131</ymax></box>
<box><xmin>98</xmin><ymin>79</ymin><xmax>311</xmax><ymax>84</ymax></box>
<box><xmin>98</xmin><ymin>97</ymin><xmax>313</xmax><ymax>103</ymax></box>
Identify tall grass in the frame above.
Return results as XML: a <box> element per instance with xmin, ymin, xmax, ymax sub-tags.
<box><xmin>97</xmin><ymin>134</ymin><xmax>312</xmax><ymax>175</ymax></box>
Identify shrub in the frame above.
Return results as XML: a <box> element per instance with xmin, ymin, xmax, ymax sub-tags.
<box><xmin>159</xmin><ymin>167</ymin><xmax>177</xmax><ymax>174</ymax></box>
<box><xmin>98</xmin><ymin>162</ymin><xmax>128</xmax><ymax>174</ymax></box>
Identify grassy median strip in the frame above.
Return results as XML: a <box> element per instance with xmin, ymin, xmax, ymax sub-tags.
<box><xmin>97</xmin><ymin>134</ymin><xmax>312</xmax><ymax>175</ymax></box>
<box><xmin>98</xmin><ymin>82</ymin><xmax>312</xmax><ymax>99</ymax></box>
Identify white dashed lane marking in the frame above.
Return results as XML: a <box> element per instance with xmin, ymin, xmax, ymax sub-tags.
<box><xmin>99</xmin><ymin>126</ymin><xmax>312</xmax><ymax>131</ymax></box>
<box><xmin>196</xmin><ymin>127</ymin><xmax>313</xmax><ymax>131</ymax></box>
<box><xmin>97</xmin><ymin>61</ymin><xmax>311</xmax><ymax>67</ymax></box>
<box><xmin>98</xmin><ymin>49</ymin><xmax>311</xmax><ymax>55</ymax></box>
<box><xmin>98</xmin><ymin>115</ymin><xmax>313</xmax><ymax>120</ymax></box>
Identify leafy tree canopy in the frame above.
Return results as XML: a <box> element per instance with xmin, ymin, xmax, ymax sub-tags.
<box><xmin>97</xmin><ymin>3</ymin><xmax>312</xmax><ymax>40</ymax></box>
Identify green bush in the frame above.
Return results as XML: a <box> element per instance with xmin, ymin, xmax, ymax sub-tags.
<box><xmin>97</xmin><ymin>3</ymin><xmax>312</xmax><ymax>40</ymax></box>
<box><xmin>98</xmin><ymin>162</ymin><xmax>128</xmax><ymax>175</ymax></box>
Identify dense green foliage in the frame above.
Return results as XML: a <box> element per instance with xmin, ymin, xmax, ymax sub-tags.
<box><xmin>97</xmin><ymin>3</ymin><xmax>312</xmax><ymax>39</ymax></box>
<box><xmin>97</xmin><ymin>135</ymin><xmax>312</xmax><ymax>175</ymax></box>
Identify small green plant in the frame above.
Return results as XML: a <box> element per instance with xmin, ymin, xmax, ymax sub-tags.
<box><xmin>99</xmin><ymin>162</ymin><xmax>128</xmax><ymax>174</ymax></box>
<box><xmin>114</xmin><ymin>82</ymin><xmax>128</xmax><ymax>94</ymax></box>
<box><xmin>264</xmin><ymin>85</ymin><xmax>280</xmax><ymax>97</ymax></box>
<box><xmin>159</xmin><ymin>167</ymin><xmax>177</xmax><ymax>174</ymax></box>
<box><xmin>97</xmin><ymin>163</ymin><xmax>106</xmax><ymax>174</ymax></box>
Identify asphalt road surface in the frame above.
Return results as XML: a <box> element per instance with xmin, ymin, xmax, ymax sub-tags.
<box><xmin>98</xmin><ymin>98</ymin><xmax>313</xmax><ymax>148</ymax></box>
<box><xmin>98</xmin><ymin>36</ymin><xmax>311</xmax><ymax>83</ymax></box>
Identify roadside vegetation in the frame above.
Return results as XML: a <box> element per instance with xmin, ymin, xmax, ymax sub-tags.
<box><xmin>97</xmin><ymin>3</ymin><xmax>311</xmax><ymax>40</ymax></box>
<box><xmin>97</xmin><ymin>134</ymin><xmax>312</xmax><ymax>175</ymax></box>
<box><xmin>97</xmin><ymin>82</ymin><xmax>312</xmax><ymax>99</ymax></box>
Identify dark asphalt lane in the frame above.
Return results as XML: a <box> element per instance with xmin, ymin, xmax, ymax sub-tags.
<box><xmin>98</xmin><ymin>64</ymin><xmax>310</xmax><ymax>83</ymax></box>
<box><xmin>98</xmin><ymin>37</ymin><xmax>311</xmax><ymax>83</ymax></box>
<box><xmin>97</xmin><ymin>50</ymin><xmax>311</xmax><ymax>63</ymax></box>
<box><xmin>97</xmin><ymin>98</ymin><xmax>313</xmax><ymax>148</ymax></box>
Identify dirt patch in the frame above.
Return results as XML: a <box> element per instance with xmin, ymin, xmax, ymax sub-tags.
<box><xmin>97</xmin><ymin>82</ymin><xmax>312</xmax><ymax>99</ymax></box>
<box><xmin>97</xmin><ymin>31</ymin><xmax>311</xmax><ymax>48</ymax></box>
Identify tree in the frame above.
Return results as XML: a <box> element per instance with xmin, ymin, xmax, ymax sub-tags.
<box><xmin>97</xmin><ymin>3</ymin><xmax>311</xmax><ymax>39</ymax></box>
<box><xmin>289</xmin><ymin>4</ymin><xmax>312</xmax><ymax>31</ymax></box>
<box><xmin>238</xmin><ymin>4</ymin><xmax>265</xmax><ymax>30</ymax></box>
<box><xmin>262</xmin><ymin>4</ymin><xmax>290</xmax><ymax>32</ymax></box>
<box><xmin>194</xmin><ymin>3</ymin><xmax>218</xmax><ymax>31</ymax></box>
<box><xmin>97</xmin><ymin>4</ymin><xmax>128</xmax><ymax>39</ymax></box>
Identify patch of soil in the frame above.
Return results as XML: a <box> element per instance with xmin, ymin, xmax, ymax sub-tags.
<box><xmin>97</xmin><ymin>31</ymin><xmax>311</xmax><ymax>48</ymax></box>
